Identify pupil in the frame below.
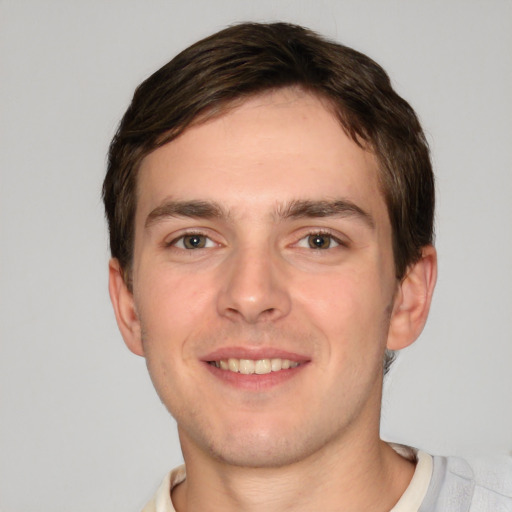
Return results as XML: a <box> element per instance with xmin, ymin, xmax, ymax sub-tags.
<box><xmin>310</xmin><ymin>235</ymin><xmax>329</xmax><ymax>248</ymax></box>
<box><xmin>185</xmin><ymin>235</ymin><xmax>204</xmax><ymax>249</ymax></box>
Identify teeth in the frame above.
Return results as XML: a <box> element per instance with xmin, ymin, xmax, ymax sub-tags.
<box><xmin>228</xmin><ymin>358</ymin><xmax>239</xmax><ymax>372</ymax></box>
<box><xmin>239</xmin><ymin>359</ymin><xmax>255</xmax><ymax>374</ymax></box>
<box><xmin>210</xmin><ymin>358</ymin><xmax>300</xmax><ymax>374</ymax></box>
<box><xmin>255</xmin><ymin>359</ymin><xmax>271</xmax><ymax>374</ymax></box>
<box><xmin>271</xmin><ymin>358</ymin><xmax>282</xmax><ymax>371</ymax></box>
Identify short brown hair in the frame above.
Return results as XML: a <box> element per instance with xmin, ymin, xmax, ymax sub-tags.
<box><xmin>103</xmin><ymin>22</ymin><xmax>434</xmax><ymax>283</ymax></box>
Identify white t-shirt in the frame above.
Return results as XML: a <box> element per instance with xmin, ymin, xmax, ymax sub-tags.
<box><xmin>141</xmin><ymin>446</ymin><xmax>512</xmax><ymax>512</ymax></box>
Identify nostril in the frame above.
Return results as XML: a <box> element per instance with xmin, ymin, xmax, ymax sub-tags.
<box><xmin>257</xmin><ymin>307</ymin><xmax>281</xmax><ymax>321</ymax></box>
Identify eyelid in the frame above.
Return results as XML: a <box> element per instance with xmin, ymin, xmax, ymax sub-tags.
<box><xmin>292</xmin><ymin>228</ymin><xmax>349</xmax><ymax>249</ymax></box>
<box><xmin>175</xmin><ymin>235</ymin><xmax>216</xmax><ymax>250</ymax></box>
<box><xmin>164</xmin><ymin>229</ymin><xmax>220</xmax><ymax>249</ymax></box>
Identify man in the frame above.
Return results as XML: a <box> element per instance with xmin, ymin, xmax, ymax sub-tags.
<box><xmin>103</xmin><ymin>22</ymin><xmax>511</xmax><ymax>512</ymax></box>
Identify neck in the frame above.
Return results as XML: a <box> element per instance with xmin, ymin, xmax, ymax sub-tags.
<box><xmin>172</xmin><ymin>429</ymin><xmax>415</xmax><ymax>512</ymax></box>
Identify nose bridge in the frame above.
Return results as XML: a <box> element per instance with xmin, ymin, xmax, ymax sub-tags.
<box><xmin>217</xmin><ymin>240</ymin><xmax>291</xmax><ymax>323</ymax></box>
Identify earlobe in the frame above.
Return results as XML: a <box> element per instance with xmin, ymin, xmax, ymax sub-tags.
<box><xmin>387</xmin><ymin>245</ymin><xmax>437</xmax><ymax>351</ymax></box>
<box><xmin>108</xmin><ymin>259</ymin><xmax>145</xmax><ymax>356</ymax></box>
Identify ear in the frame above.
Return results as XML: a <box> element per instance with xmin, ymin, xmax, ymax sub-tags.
<box><xmin>108</xmin><ymin>258</ymin><xmax>144</xmax><ymax>356</ymax></box>
<box><xmin>387</xmin><ymin>245</ymin><xmax>437</xmax><ymax>350</ymax></box>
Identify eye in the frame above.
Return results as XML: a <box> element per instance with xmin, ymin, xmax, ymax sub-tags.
<box><xmin>172</xmin><ymin>234</ymin><xmax>215</xmax><ymax>250</ymax></box>
<box><xmin>297</xmin><ymin>233</ymin><xmax>341</xmax><ymax>250</ymax></box>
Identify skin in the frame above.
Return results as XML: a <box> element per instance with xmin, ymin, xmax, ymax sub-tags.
<box><xmin>109</xmin><ymin>88</ymin><xmax>437</xmax><ymax>511</ymax></box>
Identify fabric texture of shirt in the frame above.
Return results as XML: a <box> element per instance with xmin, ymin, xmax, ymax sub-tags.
<box><xmin>142</xmin><ymin>446</ymin><xmax>512</xmax><ymax>512</ymax></box>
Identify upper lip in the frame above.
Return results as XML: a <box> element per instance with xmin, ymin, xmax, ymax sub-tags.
<box><xmin>201</xmin><ymin>347</ymin><xmax>310</xmax><ymax>362</ymax></box>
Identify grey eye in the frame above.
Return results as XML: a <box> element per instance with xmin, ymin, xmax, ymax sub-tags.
<box><xmin>182</xmin><ymin>235</ymin><xmax>207</xmax><ymax>249</ymax></box>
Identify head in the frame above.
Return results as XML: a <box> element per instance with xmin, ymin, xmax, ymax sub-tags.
<box><xmin>103</xmin><ymin>22</ymin><xmax>434</xmax><ymax>284</ymax></box>
<box><xmin>104</xmin><ymin>23</ymin><xmax>436</xmax><ymax>467</ymax></box>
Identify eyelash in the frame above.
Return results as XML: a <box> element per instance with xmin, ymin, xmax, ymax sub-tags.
<box><xmin>165</xmin><ymin>231</ymin><xmax>216</xmax><ymax>250</ymax></box>
<box><xmin>295</xmin><ymin>230</ymin><xmax>346</xmax><ymax>250</ymax></box>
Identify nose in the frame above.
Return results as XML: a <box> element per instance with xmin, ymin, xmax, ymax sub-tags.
<box><xmin>216</xmin><ymin>246</ymin><xmax>292</xmax><ymax>324</ymax></box>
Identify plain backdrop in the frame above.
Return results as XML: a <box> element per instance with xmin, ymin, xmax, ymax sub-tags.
<box><xmin>1</xmin><ymin>1</ymin><xmax>511</xmax><ymax>511</ymax></box>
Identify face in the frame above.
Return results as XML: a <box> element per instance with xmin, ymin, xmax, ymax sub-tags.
<box><xmin>120</xmin><ymin>89</ymin><xmax>403</xmax><ymax>467</ymax></box>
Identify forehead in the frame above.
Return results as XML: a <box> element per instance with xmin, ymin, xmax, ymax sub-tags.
<box><xmin>136</xmin><ymin>89</ymin><xmax>386</xmax><ymax>222</ymax></box>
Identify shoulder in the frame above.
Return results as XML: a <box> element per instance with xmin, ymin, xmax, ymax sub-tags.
<box><xmin>423</xmin><ymin>453</ymin><xmax>512</xmax><ymax>512</ymax></box>
<box><xmin>464</xmin><ymin>455</ymin><xmax>512</xmax><ymax>510</ymax></box>
<box><xmin>141</xmin><ymin>465</ymin><xmax>186</xmax><ymax>512</ymax></box>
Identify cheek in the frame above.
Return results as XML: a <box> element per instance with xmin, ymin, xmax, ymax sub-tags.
<box><xmin>133</xmin><ymin>267</ymin><xmax>218</xmax><ymax>375</ymax></box>
<box><xmin>294</xmin><ymin>268</ymin><xmax>392</xmax><ymax>360</ymax></box>
<box><xmin>296</xmin><ymin>268</ymin><xmax>385</xmax><ymax>324</ymax></box>
<box><xmin>135</xmin><ymin>271</ymin><xmax>211</xmax><ymax>402</ymax></box>
<box><xmin>137</xmin><ymin>267</ymin><xmax>213</xmax><ymax>323</ymax></box>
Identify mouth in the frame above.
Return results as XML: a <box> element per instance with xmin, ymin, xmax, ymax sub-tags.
<box><xmin>203</xmin><ymin>348</ymin><xmax>309</xmax><ymax>390</ymax></box>
<box><xmin>208</xmin><ymin>357</ymin><xmax>300</xmax><ymax>375</ymax></box>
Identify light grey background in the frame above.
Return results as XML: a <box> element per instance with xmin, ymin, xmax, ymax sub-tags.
<box><xmin>1</xmin><ymin>1</ymin><xmax>511</xmax><ymax>511</ymax></box>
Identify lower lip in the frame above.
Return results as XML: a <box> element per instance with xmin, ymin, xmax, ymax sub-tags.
<box><xmin>204</xmin><ymin>362</ymin><xmax>307</xmax><ymax>390</ymax></box>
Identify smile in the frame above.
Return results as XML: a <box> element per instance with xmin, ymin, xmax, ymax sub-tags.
<box><xmin>208</xmin><ymin>358</ymin><xmax>300</xmax><ymax>374</ymax></box>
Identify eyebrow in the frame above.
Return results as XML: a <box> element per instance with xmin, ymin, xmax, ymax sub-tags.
<box><xmin>276</xmin><ymin>199</ymin><xmax>375</xmax><ymax>229</ymax></box>
<box><xmin>145</xmin><ymin>199</ymin><xmax>226</xmax><ymax>228</ymax></box>
<box><xmin>145</xmin><ymin>198</ymin><xmax>374</xmax><ymax>229</ymax></box>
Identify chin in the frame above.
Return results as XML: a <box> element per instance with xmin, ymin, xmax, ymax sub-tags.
<box><xmin>187</xmin><ymin>419</ymin><xmax>328</xmax><ymax>469</ymax></box>
<box><xmin>209</xmin><ymin>435</ymin><xmax>308</xmax><ymax>469</ymax></box>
